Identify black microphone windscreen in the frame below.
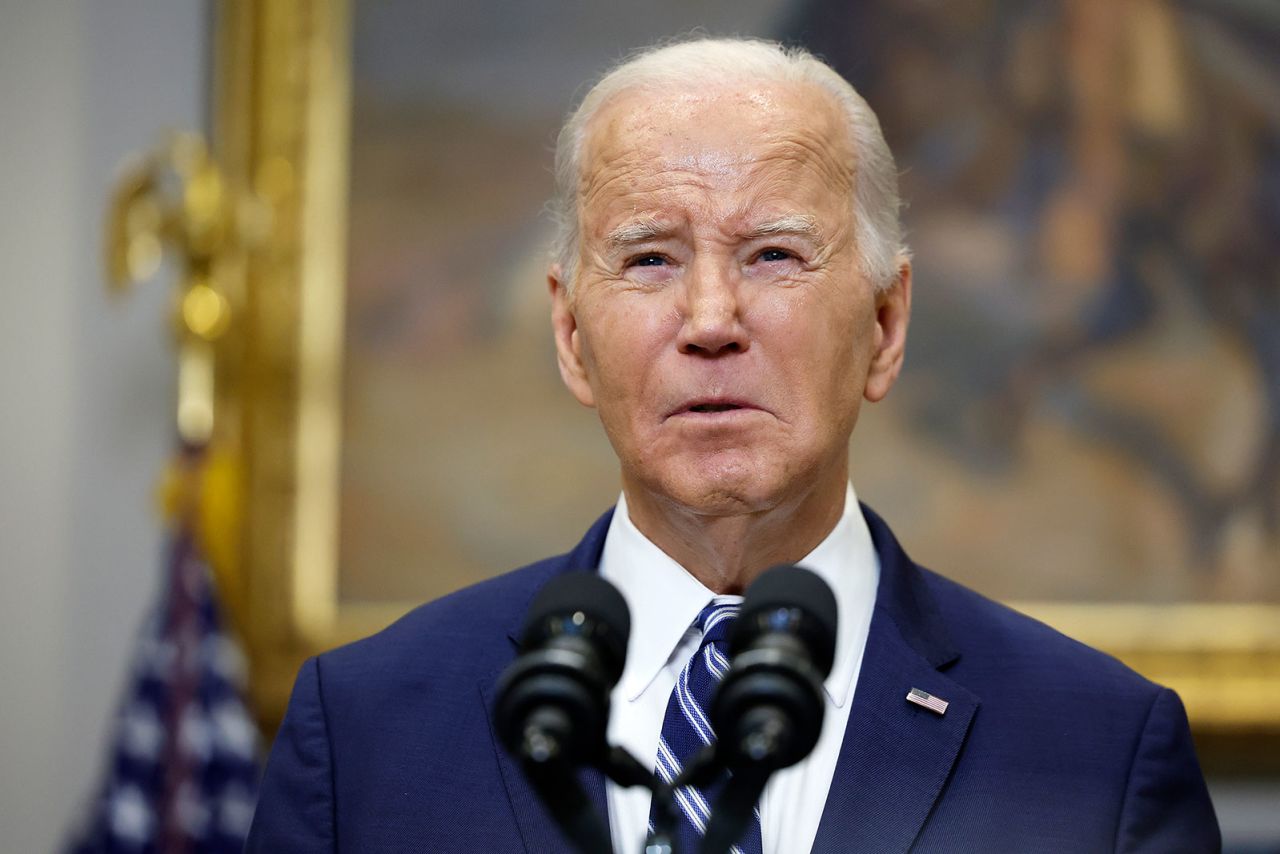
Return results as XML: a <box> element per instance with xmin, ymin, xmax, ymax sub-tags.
<box><xmin>522</xmin><ymin>573</ymin><xmax>631</xmax><ymax>675</ymax></box>
<box><xmin>735</xmin><ymin>565</ymin><xmax>838</xmax><ymax>676</ymax></box>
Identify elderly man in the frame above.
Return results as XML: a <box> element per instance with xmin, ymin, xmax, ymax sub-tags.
<box><xmin>248</xmin><ymin>38</ymin><xmax>1219</xmax><ymax>853</ymax></box>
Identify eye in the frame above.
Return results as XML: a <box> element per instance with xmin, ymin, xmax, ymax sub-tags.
<box><xmin>756</xmin><ymin>248</ymin><xmax>795</xmax><ymax>263</ymax></box>
<box><xmin>628</xmin><ymin>253</ymin><xmax>669</xmax><ymax>268</ymax></box>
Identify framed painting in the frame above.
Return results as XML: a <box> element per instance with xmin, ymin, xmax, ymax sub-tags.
<box><xmin>210</xmin><ymin>0</ymin><xmax>1280</xmax><ymax>765</ymax></box>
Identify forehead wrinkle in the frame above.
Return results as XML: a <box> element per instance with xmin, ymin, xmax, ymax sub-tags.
<box><xmin>754</xmin><ymin>134</ymin><xmax>855</xmax><ymax>198</ymax></box>
<box><xmin>576</xmin><ymin>82</ymin><xmax>856</xmax><ymax>252</ymax></box>
<box><xmin>579</xmin><ymin>157</ymin><xmax>713</xmax><ymax>234</ymax></box>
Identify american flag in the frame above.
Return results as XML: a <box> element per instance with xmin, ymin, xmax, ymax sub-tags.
<box><xmin>67</xmin><ymin>495</ymin><xmax>260</xmax><ymax>853</ymax></box>
<box><xmin>906</xmin><ymin>687</ymin><xmax>950</xmax><ymax>716</ymax></box>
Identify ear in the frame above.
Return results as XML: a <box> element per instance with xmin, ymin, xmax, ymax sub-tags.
<box><xmin>863</xmin><ymin>258</ymin><xmax>912</xmax><ymax>403</ymax></box>
<box><xmin>549</xmin><ymin>265</ymin><xmax>596</xmax><ymax>408</ymax></box>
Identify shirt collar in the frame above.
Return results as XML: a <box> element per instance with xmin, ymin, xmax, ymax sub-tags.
<box><xmin>600</xmin><ymin>484</ymin><xmax>878</xmax><ymax>708</ymax></box>
<box><xmin>601</xmin><ymin>492</ymin><xmax>721</xmax><ymax>702</ymax></box>
<box><xmin>798</xmin><ymin>483</ymin><xmax>879</xmax><ymax>708</ymax></box>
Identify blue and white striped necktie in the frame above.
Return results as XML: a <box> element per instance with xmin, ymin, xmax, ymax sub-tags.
<box><xmin>651</xmin><ymin>601</ymin><xmax>763</xmax><ymax>854</ymax></box>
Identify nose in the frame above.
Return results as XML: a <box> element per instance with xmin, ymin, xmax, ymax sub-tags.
<box><xmin>675</xmin><ymin>257</ymin><xmax>749</xmax><ymax>356</ymax></box>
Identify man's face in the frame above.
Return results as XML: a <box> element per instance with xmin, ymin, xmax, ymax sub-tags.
<box><xmin>551</xmin><ymin>80</ymin><xmax>910</xmax><ymax>518</ymax></box>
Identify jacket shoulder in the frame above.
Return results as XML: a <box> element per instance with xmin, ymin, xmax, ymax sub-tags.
<box><xmin>862</xmin><ymin>502</ymin><xmax>1160</xmax><ymax>701</ymax></box>
<box><xmin>917</xmin><ymin>563</ymin><xmax>1162</xmax><ymax>701</ymax></box>
<box><xmin>314</xmin><ymin>554</ymin><xmax>565</xmax><ymax>695</ymax></box>
<box><xmin>910</xmin><ymin>564</ymin><xmax>1219</xmax><ymax>847</ymax></box>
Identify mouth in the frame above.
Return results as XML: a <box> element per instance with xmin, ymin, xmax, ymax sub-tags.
<box><xmin>687</xmin><ymin>402</ymin><xmax>744</xmax><ymax>413</ymax></box>
<box><xmin>667</xmin><ymin>397</ymin><xmax>762</xmax><ymax>419</ymax></box>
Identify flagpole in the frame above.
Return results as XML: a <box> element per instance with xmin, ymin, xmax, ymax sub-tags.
<box><xmin>67</xmin><ymin>133</ymin><xmax>268</xmax><ymax>854</ymax></box>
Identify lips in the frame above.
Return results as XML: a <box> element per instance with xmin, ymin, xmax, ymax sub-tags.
<box><xmin>667</xmin><ymin>397</ymin><xmax>762</xmax><ymax>418</ymax></box>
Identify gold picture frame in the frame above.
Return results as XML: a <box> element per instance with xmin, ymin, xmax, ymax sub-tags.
<box><xmin>212</xmin><ymin>0</ymin><xmax>1280</xmax><ymax>763</ymax></box>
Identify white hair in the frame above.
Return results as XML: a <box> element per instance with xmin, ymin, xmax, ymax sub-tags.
<box><xmin>550</xmin><ymin>37</ymin><xmax>908</xmax><ymax>291</ymax></box>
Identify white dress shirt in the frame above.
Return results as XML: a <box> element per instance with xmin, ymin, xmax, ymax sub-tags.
<box><xmin>599</xmin><ymin>484</ymin><xmax>880</xmax><ymax>854</ymax></box>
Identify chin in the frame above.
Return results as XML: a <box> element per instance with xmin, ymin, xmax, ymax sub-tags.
<box><xmin>654</xmin><ymin>457</ymin><xmax>785</xmax><ymax>517</ymax></box>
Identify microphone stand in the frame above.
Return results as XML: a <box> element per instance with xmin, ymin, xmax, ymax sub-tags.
<box><xmin>697</xmin><ymin>768</ymin><xmax>769</xmax><ymax>854</ymax></box>
<box><xmin>516</xmin><ymin>710</ymin><xmax>614</xmax><ymax>854</ymax></box>
<box><xmin>523</xmin><ymin>759</ymin><xmax>614</xmax><ymax>854</ymax></box>
<box><xmin>510</xmin><ymin>676</ymin><xmax>797</xmax><ymax>854</ymax></box>
<box><xmin>523</xmin><ymin>730</ymin><xmax>778</xmax><ymax>854</ymax></box>
<box><xmin>603</xmin><ymin>747</ymin><xmax>678</xmax><ymax>854</ymax></box>
<box><xmin>666</xmin><ymin>744</ymin><xmax>772</xmax><ymax>854</ymax></box>
<box><xmin>514</xmin><ymin>716</ymin><xmax>689</xmax><ymax>854</ymax></box>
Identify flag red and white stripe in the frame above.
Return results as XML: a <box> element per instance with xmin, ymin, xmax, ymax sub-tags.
<box><xmin>906</xmin><ymin>687</ymin><xmax>949</xmax><ymax>716</ymax></box>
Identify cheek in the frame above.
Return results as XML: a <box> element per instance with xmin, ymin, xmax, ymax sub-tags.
<box><xmin>763</xmin><ymin>289</ymin><xmax>870</xmax><ymax>412</ymax></box>
<box><xmin>579</xmin><ymin>300</ymin><xmax>671</xmax><ymax>407</ymax></box>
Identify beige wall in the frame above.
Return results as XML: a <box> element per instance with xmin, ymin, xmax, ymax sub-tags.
<box><xmin>0</xmin><ymin>1</ymin><xmax>204</xmax><ymax>850</ymax></box>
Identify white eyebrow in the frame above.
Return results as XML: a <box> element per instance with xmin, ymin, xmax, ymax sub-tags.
<box><xmin>603</xmin><ymin>213</ymin><xmax>821</xmax><ymax>253</ymax></box>
<box><xmin>604</xmin><ymin>217</ymin><xmax>671</xmax><ymax>252</ymax></box>
<box><xmin>743</xmin><ymin>214</ymin><xmax>821</xmax><ymax>241</ymax></box>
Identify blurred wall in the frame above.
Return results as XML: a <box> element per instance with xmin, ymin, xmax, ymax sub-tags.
<box><xmin>0</xmin><ymin>1</ymin><xmax>205</xmax><ymax>850</ymax></box>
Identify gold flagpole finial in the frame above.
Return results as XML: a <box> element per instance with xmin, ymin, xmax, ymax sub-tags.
<box><xmin>105</xmin><ymin>131</ymin><xmax>265</xmax><ymax>446</ymax></box>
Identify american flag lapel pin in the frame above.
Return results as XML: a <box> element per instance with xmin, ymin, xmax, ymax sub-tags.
<box><xmin>906</xmin><ymin>687</ymin><xmax>949</xmax><ymax>716</ymax></box>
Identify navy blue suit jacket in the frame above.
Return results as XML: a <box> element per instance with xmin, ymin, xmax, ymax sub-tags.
<box><xmin>247</xmin><ymin>506</ymin><xmax>1220</xmax><ymax>852</ymax></box>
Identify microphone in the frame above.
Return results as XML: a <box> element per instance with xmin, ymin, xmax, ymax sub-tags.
<box><xmin>493</xmin><ymin>572</ymin><xmax>630</xmax><ymax>854</ymax></box>
<box><xmin>711</xmin><ymin>564</ymin><xmax>837</xmax><ymax>771</ymax></box>
<box><xmin>699</xmin><ymin>565</ymin><xmax>837</xmax><ymax>854</ymax></box>
<box><xmin>495</xmin><ymin>572</ymin><xmax>630</xmax><ymax>765</ymax></box>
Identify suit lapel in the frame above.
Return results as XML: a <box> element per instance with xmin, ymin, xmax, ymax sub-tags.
<box><xmin>810</xmin><ymin>612</ymin><xmax>978</xmax><ymax>851</ymax></box>
<box><xmin>482</xmin><ymin>510</ymin><xmax>615</xmax><ymax>853</ymax></box>
<box><xmin>812</xmin><ymin>507</ymin><xmax>980</xmax><ymax>853</ymax></box>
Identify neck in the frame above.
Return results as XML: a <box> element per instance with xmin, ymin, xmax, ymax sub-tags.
<box><xmin>621</xmin><ymin>470</ymin><xmax>849</xmax><ymax>594</ymax></box>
